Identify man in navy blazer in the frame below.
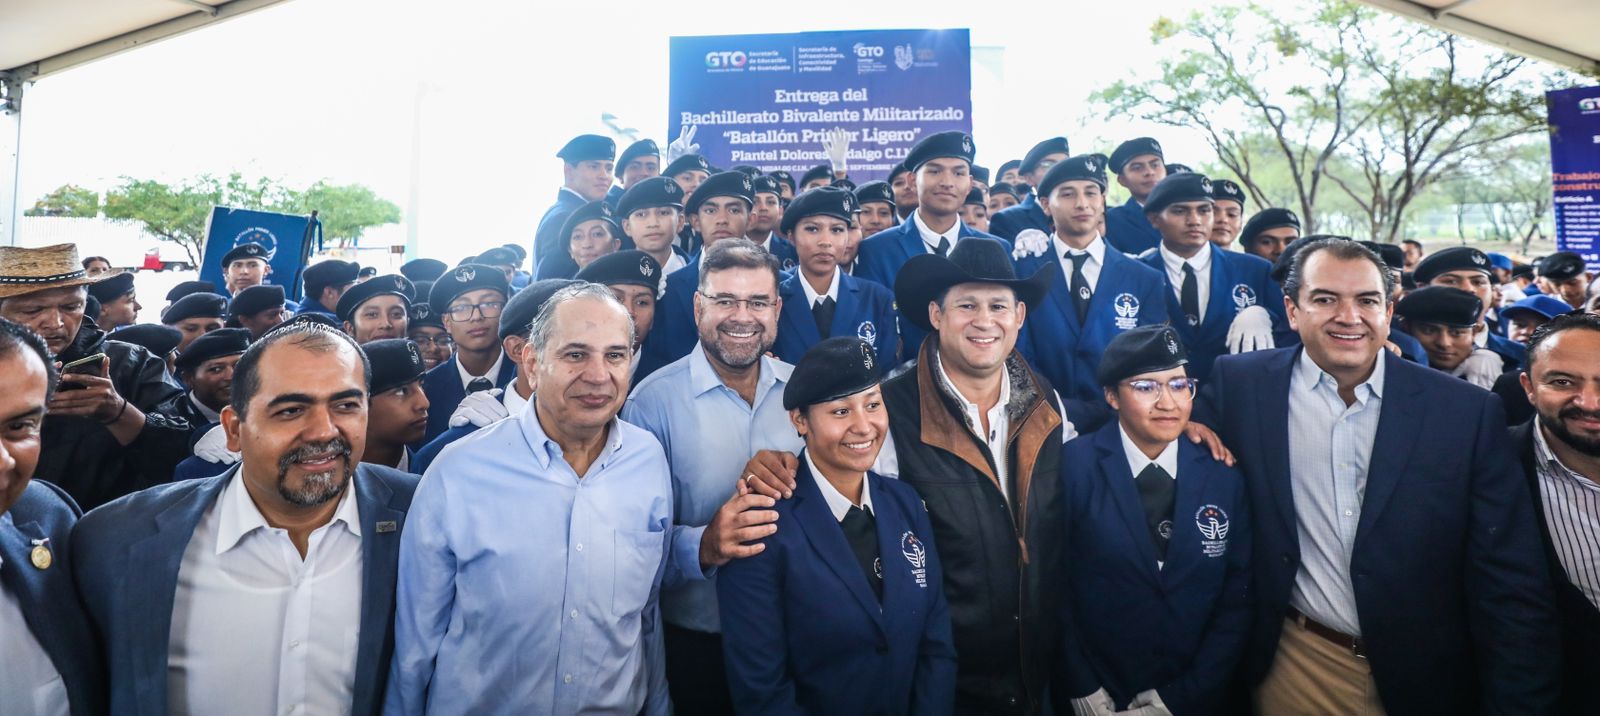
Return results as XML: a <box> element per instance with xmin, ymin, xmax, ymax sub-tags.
<box><xmin>0</xmin><ymin>318</ymin><xmax>104</xmax><ymax>715</ymax></box>
<box><xmin>1198</xmin><ymin>238</ymin><xmax>1558</xmax><ymax>712</ymax></box>
<box><xmin>71</xmin><ymin>322</ymin><xmax>419</xmax><ymax>716</ymax></box>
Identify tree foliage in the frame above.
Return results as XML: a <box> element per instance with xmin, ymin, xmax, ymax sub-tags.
<box><xmin>25</xmin><ymin>183</ymin><xmax>100</xmax><ymax>217</ymax></box>
<box><xmin>290</xmin><ymin>182</ymin><xmax>401</xmax><ymax>249</ymax></box>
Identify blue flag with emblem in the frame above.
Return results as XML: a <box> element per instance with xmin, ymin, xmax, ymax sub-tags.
<box><xmin>198</xmin><ymin>207</ymin><xmax>319</xmax><ymax>301</ymax></box>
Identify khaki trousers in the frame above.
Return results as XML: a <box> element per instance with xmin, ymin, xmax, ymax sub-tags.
<box><xmin>1253</xmin><ymin>616</ymin><xmax>1386</xmax><ymax>715</ymax></box>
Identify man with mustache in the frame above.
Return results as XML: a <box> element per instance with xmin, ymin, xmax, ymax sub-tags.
<box><xmin>623</xmin><ymin>238</ymin><xmax>804</xmax><ymax>715</ymax></box>
<box><xmin>72</xmin><ymin>322</ymin><xmax>420</xmax><ymax>716</ymax></box>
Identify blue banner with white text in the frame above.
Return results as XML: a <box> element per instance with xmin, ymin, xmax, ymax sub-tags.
<box><xmin>199</xmin><ymin>206</ymin><xmax>314</xmax><ymax>301</ymax></box>
<box><xmin>1548</xmin><ymin>85</ymin><xmax>1600</xmax><ymax>272</ymax></box>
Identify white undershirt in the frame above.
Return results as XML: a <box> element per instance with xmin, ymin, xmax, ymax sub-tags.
<box><xmin>912</xmin><ymin>209</ymin><xmax>961</xmax><ymax>255</ymax></box>
<box><xmin>1159</xmin><ymin>243</ymin><xmax>1213</xmax><ymax>320</ymax></box>
<box><xmin>455</xmin><ymin>351</ymin><xmax>505</xmax><ymax>393</ymax></box>
<box><xmin>1055</xmin><ymin>235</ymin><xmax>1107</xmax><ymax>291</ymax></box>
<box><xmin>0</xmin><ymin>550</ymin><xmax>68</xmax><ymax>716</ymax></box>
<box><xmin>805</xmin><ymin>450</ymin><xmax>874</xmax><ymax>522</ymax></box>
<box><xmin>799</xmin><ymin>266</ymin><xmax>842</xmax><ymax>308</ymax></box>
<box><xmin>936</xmin><ymin>355</ymin><xmax>1011</xmax><ymax>499</ymax></box>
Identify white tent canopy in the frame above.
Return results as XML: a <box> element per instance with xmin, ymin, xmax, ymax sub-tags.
<box><xmin>1357</xmin><ymin>0</ymin><xmax>1599</xmax><ymax>75</ymax></box>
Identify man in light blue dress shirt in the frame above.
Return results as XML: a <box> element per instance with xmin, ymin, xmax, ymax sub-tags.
<box><xmin>387</xmin><ymin>283</ymin><xmax>673</xmax><ymax>715</ymax></box>
<box><xmin>623</xmin><ymin>238</ymin><xmax>802</xmax><ymax>715</ymax></box>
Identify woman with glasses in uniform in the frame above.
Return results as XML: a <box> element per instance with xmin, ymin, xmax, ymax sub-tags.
<box><xmin>718</xmin><ymin>337</ymin><xmax>957</xmax><ymax>715</ymax></box>
<box><xmin>1059</xmin><ymin>325</ymin><xmax>1253</xmax><ymax>716</ymax></box>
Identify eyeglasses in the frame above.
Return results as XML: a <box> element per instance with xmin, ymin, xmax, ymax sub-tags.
<box><xmin>412</xmin><ymin>334</ymin><xmax>455</xmax><ymax>348</ymax></box>
<box><xmin>697</xmin><ymin>291</ymin><xmax>776</xmax><ymax>314</ymax></box>
<box><xmin>1123</xmin><ymin>377</ymin><xmax>1198</xmax><ymax>402</ymax></box>
<box><xmin>443</xmin><ymin>301</ymin><xmax>505</xmax><ymax>322</ymax></box>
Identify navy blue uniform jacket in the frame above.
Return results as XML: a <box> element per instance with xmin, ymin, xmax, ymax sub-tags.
<box><xmin>1199</xmin><ymin>348</ymin><xmax>1560</xmax><ymax>713</ymax></box>
<box><xmin>420</xmin><ymin>353</ymin><xmax>516</xmax><ymax>443</ymax></box>
<box><xmin>533</xmin><ymin>187</ymin><xmax>586</xmax><ymax>275</ymax></box>
<box><xmin>773</xmin><ymin>271</ymin><xmax>898</xmax><ymax>367</ymax></box>
<box><xmin>3</xmin><ymin>480</ymin><xmax>104</xmax><ymax>716</ymax></box>
<box><xmin>634</xmin><ymin>256</ymin><xmax>701</xmax><ymax>383</ymax></box>
<box><xmin>718</xmin><ymin>459</ymin><xmax>958</xmax><ymax>715</ymax></box>
<box><xmin>1059</xmin><ymin>425</ymin><xmax>1251</xmax><ymax>714</ymax></box>
<box><xmin>1140</xmin><ymin>244</ymin><xmax>1288</xmax><ymax>382</ymax></box>
<box><xmin>1104</xmin><ymin>198</ymin><xmax>1161</xmax><ymax>256</ymax></box>
<box><xmin>853</xmin><ymin>219</ymin><xmax>1007</xmax><ymax>363</ymax></box>
<box><xmin>988</xmin><ymin>194</ymin><xmax>1049</xmax><ymax>241</ymax></box>
<box><xmin>71</xmin><ymin>464</ymin><xmax>418</xmax><ymax>716</ymax></box>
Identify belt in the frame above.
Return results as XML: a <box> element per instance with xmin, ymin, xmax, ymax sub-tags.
<box><xmin>1287</xmin><ymin>606</ymin><xmax>1366</xmax><ymax>659</ymax></box>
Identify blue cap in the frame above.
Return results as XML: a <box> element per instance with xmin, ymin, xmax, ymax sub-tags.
<box><xmin>1485</xmin><ymin>252</ymin><xmax>1514</xmax><ymax>271</ymax></box>
<box><xmin>1501</xmin><ymin>294</ymin><xmax>1574</xmax><ymax>322</ymax></box>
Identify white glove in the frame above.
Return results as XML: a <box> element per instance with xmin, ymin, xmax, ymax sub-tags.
<box><xmin>665</xmin><ymin>124</ymin><xmax>699</xmax><ymax>165</ymax></box>
<box><xmin>1453</xmin><ymin>348</ymin><xmax>1504</xmax><ymax>389</ymax></box>
<box><xmin>193</xmin><ymin>424</ymin><xmax>240</xmax><ymax>465</ymax></box>
<box><xmin>1124</xmin><ymin>689</ymin><xmax>1173</xmax><ymax>716</ymax></box>
<box><xmin>1011</xmin><ymin>228</ymin><xmax>1052</xmax><ymax>260</ymax></box>
<box><xmin>821</xmin><ymin>126</ymin><xmax>851</xmax><ymax>176</ymax></box>
<box><xmin>1226</xmin><ymin>304</ymin><xmax>1276</xmax><ymax>354</ymax></box>
<box><xmin>1070</xmin><ymin>688</ymin><xmax>1117</xmax><ymax>716</ymax></box>
<box><xmin>448</xmin><ymin>388</ymin><xmax>510</xmax><ymax>428</ymax></box>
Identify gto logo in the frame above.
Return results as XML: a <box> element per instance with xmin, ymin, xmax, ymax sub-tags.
<box><xmin>1580</xmin><ymin>97</ymin><xmax>1600</xmax><ymax>112</ymax></box>
<box><xmin>705</xmin><ymin>51</ymin><xmax>747</xmax><ymax>68</ymax></box>
<box><xmin>852</xmin><ymin>43</ymin><xmax>884</xmax><ymax>58</ymax></box>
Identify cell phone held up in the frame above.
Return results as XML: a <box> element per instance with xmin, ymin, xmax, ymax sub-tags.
<box><xmin>57</xmin><ymin>353</ymin><xmax>107</xmax><ymax>392</ymax></box>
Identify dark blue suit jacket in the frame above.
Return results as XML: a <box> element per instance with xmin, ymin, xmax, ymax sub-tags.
<box><xmin>71</xmin><ymin>464</ymin><xmax>418</xmax><ymax>716</ymax></box>
<box><xmin>988</xmin><ymin>194</ymin><xmax>1049</xmax><ymax>241</ymax></box>
<box><xmin>1140</xmin><ymin>244</ymin><xmax>1288</xmax><ymax>382</ymax></box>
<box><xmin>765</xmin><ymin>234</ymin><xmax>801</xmax><ymax>273</ymax></box>
<box><xmin>773</xmin><ymin>271</ymin><xmax>898</xmax><ymax>368</ymax></box>
<box><xmin>1104</xmin><ymin>198</ymin><xmax>1161</xmax><ymax>255</ymax></box>
<box><xmin>420</xmin><ymin>353</ymin><xmax>516</xmax><ymax>443</ymax></box>
<box><xmin>718</xmin><ymin>460</ymin><xmax>957</xmax><ymax>715</ymax></box>
<box><xmin>634</xmin><ymin>256</ymin><xmax>702</xmax><ymax>383</ymax></box>
<box><xmin>1199</xmin><ymin>348</ymin><xmax>1560</xmax><ymax>712</ymax></box>
<box><xmin>3</xmin><ymin>480</ymin><xmax>104</xmax><ymax>716</ymax></box>
<box><xmin>533</xmin><ymin>187</ymin><xmax>587</xmax><ymax>275</ymax></box>
<box><xmin>854</xmin><ymin>219</ymin><xmax>1007</xmax><ymax>362</ymax></box>
<box><xmin>294</xmin><ymin>297</ymin><xmax>335</xmax><ymax>317</ymax></box>
<box><xmin>1059</xmin><ymin>425</ymin><xmax>1251</xmax><ymax>714</ymax></box>
<box><xmin>1016</xmin><ymin>244</ymin><xmax>1168</xmax><ymax>432</ymax></box>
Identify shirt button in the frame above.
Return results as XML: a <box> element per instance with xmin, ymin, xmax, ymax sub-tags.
<box><xmin>290</xmin><ymin>640</ymin><xmax>302</xmax><ymax>648</ymax></box>
<box><xmin>564</xmin><ymin>674</ymin><xmax>574</xmax><ymax>684</ymax></box>
<box><xmin>1344</xmin><ymin>510</ymin><xmax>1354</xmax><ymax>517</ymax></box>
<box><xmin>570</xmin><ymin>609</ymin><xmax>579</xmax><ymax>619</ymax></box>
<box><xmin>575</xmin><ymin>543</ymin><xmax>584</xmax><ymax>552</ymax></box>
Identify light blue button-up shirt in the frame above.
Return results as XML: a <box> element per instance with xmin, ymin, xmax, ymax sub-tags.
<box><xmin>385</xmin><ymin>400</ymin><xmax>673</xmax><ymax>716</ymax></box>
<box><xmin>622</xmin><ymin>344</ymin><xmax>805</xmax><ymax>633</ymax></box>
<box><xmin>1286</xmin><ymin>348</ymin><xmax>1385</xmax><ymax>637</ymax></box>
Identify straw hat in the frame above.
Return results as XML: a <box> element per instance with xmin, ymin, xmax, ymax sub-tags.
<box><xmin>0</xmin><ymin>243</ymin><xmax>113</xmax><ymax>299</ymax></box>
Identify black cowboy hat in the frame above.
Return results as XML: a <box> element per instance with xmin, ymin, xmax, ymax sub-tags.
<box><xmin>893</xmin><ymin>237</ymin><xmax>1056</xmax><ymax>332</ymax></box>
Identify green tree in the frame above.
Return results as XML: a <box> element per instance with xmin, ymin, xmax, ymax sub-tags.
<box><xmin>103</xmin><ymin>173</ymin><xmax>298</xmax><ymax>265</ymax></box>
<box><xmin>290</xmin><ymin>181</ymin><xmax>402</xmax><ymax>249</ymax></box>
<box><xmin>25</xmin><ymin>183</ymin><xmax>100</xmax><ymax>217</ymax></box>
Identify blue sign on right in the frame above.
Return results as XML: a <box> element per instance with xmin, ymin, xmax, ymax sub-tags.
<box><xmin>1547</xmin><ymin>85</ymin><xmax>1600</xmax><ymax>271</ymax></box>
<box><xmin>668</xmin><ymin>29</ymin><xmax>973</xmax><ymax>183</ymax></box>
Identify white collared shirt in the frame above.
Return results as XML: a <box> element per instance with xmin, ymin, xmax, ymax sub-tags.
<box><xmin>799</xmin><ymin>266</ymin><xmax>842</xmax><ymax>308</ymax></box>
<box><xmin>456</xmin><ymin>351</ymin><xmax>505</xmax><ymax>394</ymax></box>
<box><xmin>1055</xmin><ymin>235</ymin><xmax>1107</xmax><ymax>292</ymax></box>
<box><xmin>805</xmin><ymin>449</ymin><xmax>874</xmax><ymax>521</ymax></box>
<box><xmin>188</xmin><ymin>392</ymin><xmax>221</xmax><ymax>424</ymax></box>
<box><xmin>1118</xmin><ymin>425</ymin><xmax>1179</xmax><ymax>482</ymax></box>
<box><xmin>911</xmin><ymin>209</ymin><xmax>961</xmax><ymax>255</ymax></box>
<box><xmin>751</xmin><ymin>231</ymin><xmax>776</xmax><ymax>253</ymax></box>
<box><xmin>936</xmin><ymin>353</ymin><xmax>1012</xmax><ymax>499</ymax></box>
<box><xmin>1533</xmin><ymin>419</ymin><xmax>1600</xmax><ymax>609</ymax></box>
<box><xmin>1159</xmin><ymin>243</ymin><xmax>1214</xmax><ymax>320</ymax></box>
<box><xmin>503</xmin><ymin>381</ymin><xmax>531</xmax><ymax>416</ymax></box>
<box><xmin>168</xmin><ymin>472</ymin><xmax>365</xmax><ymax>716</ymax></box>
<box><xmin>662</xmin><ymin>252</ymin><xmax>688</xmax><ymax>278</ymax></box>
<box><xmin>0</xmin><ymin>550</ymin><xmax>68</xmax><ymax>716</ymax></box>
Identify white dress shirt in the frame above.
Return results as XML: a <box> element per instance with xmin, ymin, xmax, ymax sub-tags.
<box><xmin>168</xmin><ymin>472</ymin><xmax>365</xmax><ymax>716</ymax></box>
<box><xmin>503</xmin><ymin>382</ymin><xmax>531</xmax><ymax>416</ymax></box>
<box><xmin>1533</xmin><ymin>419</ymin><xmax>1600</xmax><ymax>609</ymax></box>
<box><xmin>0</xmin><ymin>552</ymin><xmax>68</xmax><ymax>716</ymax></box>
<box><xmin>799</xmin><ymin>266</ymin><xmax>842</xmax><ymax>308</ymax></box>
<box><xmin>188</xmin><ymin>392</ymin><xmax>221</xmax><ymax>424</ymax></box>
<box><xmin>1118</xmin><ymin>426</ymin><xmax>1179</xmax><ymax>482</ymax></box>
<box><xmin>455</xmin><ymin>351</ymin><xmax>505</xmax><ymax>393</ymax></box>
<box><xmin>805</xmin><ymin>449</ymin><xmax>874</xmax><ymax>521</ymax></box>
<box><xmin>912</xmin><ymin>209</ymin><xmax>962</xmax><ymax>255</ymax></box>
<box><xmin>936</xmin><ymin>352</ymin><xmax>1011</xmax><ymax>499</ymax></box>
<box><xmin>1055</xmin><ymin>235</ymin><xmax>1107</xmax><ymax>291</ymax></box>
<box><xmin>662</xmin><ymin>252</ymin><xmax>688</xmax><ymax>278</ymax></box>
<box><xmin>1159</xmin><ymin>243</ymin><xmax>1213</xmax><ymax>320</ymax></box>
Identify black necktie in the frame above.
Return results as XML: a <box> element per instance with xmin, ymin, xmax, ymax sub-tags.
<box><xmin>1068</xmin><ymin>252</ymin><xmax>1092</xmax><ymax>322</ymax></box>
<box><xmin>840</xmin><ymin>505</ymin><xmax>883</xmax><ymax>601</ymax></box>
<box><xmin>466</xmin><ymin>377</ymin><xmax>494</xmax><ymax>394</ymax></box>
<box><xmin>813</xmin><ymin>296</ymin><xmax>836</xmax><ymax>339</ymax></box>
<box><xmin>1135</xmin><ymin>464</ymin><xmax>1177</xmax><ymax>561</ymax></box>
<box><xmin>1180</xmin><ymin>262</ymin><xmax>1200</xmax><ymax>326</ymax></box>
<box><xmin>934</xmin><ymin>236</ymin><xmax>951</xmax><ymax>257</ymax></box>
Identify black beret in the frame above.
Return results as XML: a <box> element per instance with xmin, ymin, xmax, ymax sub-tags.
<box><xmin>302</xmin><ymin>260</ymin><xmax>360</xmax><ymax>292</ymax></box>
<box><xmin>174</xmin><ymin>327</ymin><xmax>251</xmax><ymax>372</ymax></box>
<box><xmin>399</xmin><ymin>258</ymin><xmax>448</xmax><ymax>282</ymax></box>
<box><xmin>1239</xmin><ymin>208</ymin><xmax>1301</xmax><ymax>248</ymax></box>
<box><xmin>971</xmin><ymin>165</ymin><xmax>990</xmax><ymax>185</ymax></box>
<box><xmin>1540</xmin><ymin>251</ymin><xmax>1589</xmax><ymax>280</ymax></box>
<box><xmin>768</xmin><ymin>170</ymin><xmax>796</xmax><ymax>193</ymax></box>
<box><xmin>272</xmin><ymin>313</ymin><xmax>342</xmax><ymax>334</ymax></box>
<box><xmin>1212</xmin><ymin>179</ymin><xmax>1247</xmax><ymax>207</ymax></box>
<box><xmin>112</xmin><ymin>324</ymin><xmax>183</xmax><ymax>358</ymax></box>
<box><xmin>989</xmin><ymin>182</ymin><xmax>1021</xmax><ymax>201</ymax></box>
<box><xmin>162</xmin><ymin>292</ymin><xmax>229</xmax><ymax>324</ymax></box>
<box><xmin>502</xmin><ymin>243</ymin><xmax>528</xmax><ymax>263</ymax></box>
<box><xmin>663</xmin><ymin>153</ymin><xmax>712</xmax><ymax>178</ymax></box>
<box><xmin>336</xmin><ymin>274</ymin><xmax>414</xmax><ymax>322</ymax></box>
<box><xmin>1143</xmin><ymin>172</ymin><xmax>1214</xmax><ymax>215</ymax></box>
<box><xmin>730</xmin><ymin>165</ymin><xmax>763</xmax><ymax>178</ymax></box>
<box><xmin>831</xmin><ymin>178</ymin><xmax>857</xmax><ymax>192</ymax></box>
<box><xmin>500</xmin><ymin>278</ymin><xmax>580</xmax><ymax>340</ymax></box>
<box><xmin>887</xmin><ymin>162</ymin><xmax>910</xmax><ymax>183</ymax></box>
<box><xmin>408</xmin><ymin>287</ymin><xmax>445</xmax><ymax>329</ymax></box>
<box><xmin>1164</xmin><ymin>163</ymin><xmax>1193</xmax><ymax>175</ymax></box>
<box><xmin>751</xmin><ymin>175</ymin><xmax>783</xmax><ymax>197</ymax></box>
<box><xmin>362</xmin><ymin>339</ymin><xmax>428</xmax><ymax>394</ymax></box>
<box><xmin>1414</xmin><ymin>246</ymin><xmax>1494</xmax><ymax>285</ymax></box>
<box><xmin>429</xmin><ymin>264</ymin><xmax>509</xmax><ymax>315</ymax></box>
<box><xmin>1096</xmin><ymin>324</ymin><xmax>1189</xmax><ymax>386</ymax></box>
<box><xmin>230</xmin><ymin>284</ymin><xmax>286</xmax><ymax>318</ymax></box>
<box><xmin>782</xmin><ymin>336</ymin><xmax>882</xmax><ymax>411</ymax></box>
<box><xmin>220</xmin><ymin>242</ymin><xmax>271</xmax><ymax>266</ymax></box>
<box><xmin>685</xmin><ymin>171</ymin><xmax>755</xmax><ymax>215</ymax></box>
<box><xmin>1021</xmin><ymin>137</ymin><xmax>1070</xmax><ymax>174</ymax></box>
<box><xmin>84</xmin><ymin>295</ymin><xmax>101</xmax><ymax>322</ymax></box>
<box><xmin>166</xmin><ymin>280</ymin><xmax>217</xmax><ymax>302</ymax></box>
<box><xmin>616</xmin><ymin>176</ymin><xmax>686</xmax><ymax>219</ymax></box>
<box><xmin>854</xmin><ymin>180</ymin><xmax>896</xmax><ymax>208</ymax></box>
<box><xmin>1109</xmin><ymin>137</ymin><xmax>1164</xmax><ymax>174</ymax></box>
<box><xmin>559</xmin><ymin>200</ymin><xmax>620</xmax><ymax>247</ymax></box>
<box><xmin>1357</xmin><ymin>242</ymin><xmax>1405</xmax><ymax>271</ymax></box>
<box><xmin>781</xmin><ymin>187</ymin><xmax>856</xmax><ymax>235</ymax></box>
<box><xmin>358</xmin><ymin>266</ymin><xmax>378</xmax><ymax>279</ymax></box>
<box><xmin>577</xmin><ymin>250</ymin><xmax>663</xmax><ymax>292</ymax></box>
<box><xmin>902</xmin><ymin>130</ymin><xmax>975</xmax><ymax>173</ymax></box>
<box><xmin>964</xmin><ymin>187</ymin><xmax>987</xmax><ymax>207</ymax></box>
<box><xmin>799</xmin><ymin>164</ymin><xmax>833</xmax><ymax>187</ymax></box>
<box><xmin>1511</xmin><ymin>264</ymin><xmax>1536</xmax><ymax>280</ymax></box>
<box><xmin>1396</xmin><ymin>286</ymin><xmax>1482</xmax><ymax>328</ymax></box>
<box><xmin>88</xmin><ymin>272</ymin><xmax>135</xmax><ymax>302</ymax></box>
<box><xmin>841</xmin><ymin>189</ymin><xmax>860</xmax><ymax>215</ymax></box>
<box><xmin>997</xmin><ymin>159</ymin><xmax>1022</xmax><ymax>177</ymax></box>
<box><xmin>475</xmin><ymin>247</ymin><xmax>522</xmax><ymax>267</ymax></box>
<box><xmin>1036</xmin><ymin>153</ymin><xmax>1110</xmax><ymax>198</ymax></box>
<box><xmin>557</xmin><ymin>134</ymin><xmax>616</xmax><ymax>163</ymax></box>
<box><xmin>615</xmin><ymin>139</ymin><xmax>660</xmax><ymax>177</ymax></box>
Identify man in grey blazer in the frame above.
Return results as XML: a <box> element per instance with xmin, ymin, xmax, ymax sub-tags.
<box><xmin>72</xmin><ymin>321</ymin><xmax>418</xmax><ymax>716</ymax></box>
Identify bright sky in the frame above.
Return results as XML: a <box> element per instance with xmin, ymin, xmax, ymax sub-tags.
<box><xmin>19</xmin><ymin>0</ymin><xmax>1224</xmax><ymax>263</ymax></box>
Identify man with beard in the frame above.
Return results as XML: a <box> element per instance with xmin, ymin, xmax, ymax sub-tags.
<box><xmin>359</xmin><ymin>339</ymin><xmax>429</xmax><ymax>474</ymax></box>
<box><xmin>1512</xmin><ymin>313</ymin><xmax>1600</xmax><ymax>711</ymax></box>
<box><xmin>0</xmin><ymin>244</ymin><xmax>191</xmax><ymax>510</ymax></box>
<box><xmin>72</xmin><ymin>322</ymin><xmax>419</xmax><ymax>716</ymax></box>
<box><xmin>623</xmin><ymin>239</ymin><xmax>803</xmax><ymax>715</ymax></box>
<box><xmin>337</xmin><ymin>274</ymin><xmax>414</xmax><ymax>344</ymax></box>
<box><xmin>534</xmin><ymin>134</ymin><xmax>616</xmax><ymax>276</ymax></box>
